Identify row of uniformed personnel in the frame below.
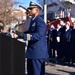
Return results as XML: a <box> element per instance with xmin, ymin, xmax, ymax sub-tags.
<box><xmin>47</xmin><ymin>20</ymin><xmax>75</xmax><ymax>64</ymax></box>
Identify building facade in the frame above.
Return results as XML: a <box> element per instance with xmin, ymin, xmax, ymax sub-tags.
<box><xmin>38</xmin><ymin>0</ymin><xmax>75</xmax><ymax>21</ymax></box>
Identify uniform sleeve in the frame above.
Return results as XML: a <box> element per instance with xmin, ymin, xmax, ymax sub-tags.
<box><xmin>24</xmin><ymin>21</ymin><xmax>46</xmax><ymax>41</ymax></box>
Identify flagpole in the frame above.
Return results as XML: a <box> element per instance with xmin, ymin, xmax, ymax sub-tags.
<box><xmin>44</xmin><ymin>0</ymin><xmax>47</xmax><ymax>23</ymax></box>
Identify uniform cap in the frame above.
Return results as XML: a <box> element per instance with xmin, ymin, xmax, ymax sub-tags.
<box><xmin>28</xmin><ymin>1</ymin><xmax>43</xmax><ymax>10</ymax></box>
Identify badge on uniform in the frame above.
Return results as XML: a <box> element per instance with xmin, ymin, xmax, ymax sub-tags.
<box><xmin>32</xmin><ymin>23</ymin><xmax>36</xmax><ymax>27</ymax></box>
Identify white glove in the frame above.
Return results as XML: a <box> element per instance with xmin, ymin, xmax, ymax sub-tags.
<box><xmin>56</xmin><ymin>37</ymin><xmax>60</xmax><ymax>42</ymax></box>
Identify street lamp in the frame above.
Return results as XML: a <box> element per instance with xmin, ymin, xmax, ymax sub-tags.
<box><xmin>44</xmin><ymin>0</ymin><xmax>47</xmax><ymax>23</ymax></box>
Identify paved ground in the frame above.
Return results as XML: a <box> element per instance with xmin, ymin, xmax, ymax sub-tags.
<box><xmin>25</xmin><ymin>59</ymin><xmax>75</xmax><ymax>75</ymax></box>
<box><xmin>45</xmin><ymin>63</ymin><xmax>75</xmax><ymax>75</ymax></box>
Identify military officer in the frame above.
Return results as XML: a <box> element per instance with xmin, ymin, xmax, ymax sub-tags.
<box><xmin>16</xmin><ymin>1</ymin><xmax>48</xmax><ymax>75</ymax></box>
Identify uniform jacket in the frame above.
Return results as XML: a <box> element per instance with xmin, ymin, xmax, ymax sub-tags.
<box><xmin>24</xmin><ymin>15</ymin><xmax>48</xmax><ymax>59</ymax></box>
<box><xmin>71</xmin><ymin>28</ymin><xmax>75</xmax><ymax>44</ymax></box>
<box><xmin>63</xmin><ymin>28</ymin><xmax>72</xmax><ymax>42</ymax></box>
<box><xmin>59</xmin><ymin>25</ymin><xmax>66</xmax><ymax>42</ymax></box>
<box><xmin>51</xmin><ymin>29</ymin><xmax>57</xmax><ymax>43</ymax></box>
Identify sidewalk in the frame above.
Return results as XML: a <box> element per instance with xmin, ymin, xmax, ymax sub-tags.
<box><xmin>25</xmin><ymin>59</ymin><xmax>75</xmax><ymax>75</ymax></box>
<box><xmin>45</xmin><ymin>62</ymin><xmax>75</xmax><ymax>75</ymax></box>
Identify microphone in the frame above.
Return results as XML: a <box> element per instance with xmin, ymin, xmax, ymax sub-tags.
<box><xmin>19</xmin><ymin>5</ymin><xmax>27</xmax><ymax>10</ymax></box>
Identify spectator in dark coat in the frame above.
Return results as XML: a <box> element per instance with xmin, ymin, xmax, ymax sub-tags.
<box><xmin>63</xmin><ymin>22</ymin><xmax>72</xmax><ymax>62</ymax></box>
<box><xmin>70</xmin><ymin>22</ymin><xmax>75</xmax><ymax>64</ymax></box>
<box><xmin>48</xmin><ymin>24</ymin><xmax>57</xmax><ymax>58</ymax></box>
<box><xmin>56</xmin><ymin>24</ymin><xmax>61</xmax><ymax>59</ymax></box>
<box><xmin>59</xmin><ymin>20</ymin><xmax>66</xmax><ymax>59</ymax></box>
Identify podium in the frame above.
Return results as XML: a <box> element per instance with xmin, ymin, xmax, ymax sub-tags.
<box><xmin>0</xmin><ymin>33</ymin><xmax>25</xmax><ymax>75</ymax></box>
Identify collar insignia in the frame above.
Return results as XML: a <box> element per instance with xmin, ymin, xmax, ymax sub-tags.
<box><xmin>32</xmin><ymin>23</ymin><xmax>36</xmax><ymax>26</ymax></box>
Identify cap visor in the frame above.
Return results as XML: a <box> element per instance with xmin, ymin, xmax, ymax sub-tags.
<box><xmin>28</xmin><ymin>6</ymin><xmax>37</xmax><ymax>9</ymax></box>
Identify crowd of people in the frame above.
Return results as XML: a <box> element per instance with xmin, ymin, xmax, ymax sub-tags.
<box><xmin>47</xmin><ymin>20</ymin><xmax>75</xmax><ymax>64</ymax></box>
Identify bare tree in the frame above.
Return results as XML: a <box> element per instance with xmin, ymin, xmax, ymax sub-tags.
<box><xmin>0</xmin><ymin>0</ymin><xmax>19</xmax><ymax>26</ymax></box>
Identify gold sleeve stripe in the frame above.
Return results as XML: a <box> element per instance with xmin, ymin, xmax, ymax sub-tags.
<box><xmin>27</xmin><ymin>34</ymin><xmax>32</xmax><ymax>41</ymax></box>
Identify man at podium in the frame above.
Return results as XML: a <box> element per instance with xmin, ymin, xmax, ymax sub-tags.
<box><xmin>15</xmin><ymin>1</ymin><xmax>49</xmax><ymax>75</ymax></box>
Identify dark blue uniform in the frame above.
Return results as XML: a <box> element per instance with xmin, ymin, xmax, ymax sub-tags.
<box><xmin>71</xmin><ymin>28</ymin><xmax>75</xmax><ymax>63</ymax></box>
<box><xmin>59</xmin><ymin>25</ymin><xmax>66</xmax><ymax>59</ymax></box>
<box><xmin>48</xmin><ymin>28</ymin><xmax>57</xmax><ymax>58</ymax></box>
<box><xmin>47</xmin><ymin>28</ymin><xmax>53</xmax><ymax>58</ymax></box>
<box><xmin>24</xmin><ymin>15</ymin><xmax>48</xmax><ymax>75</ymax></box>
<box><xmin>15</xmin><ymin>2</ymin><xmax>48</xmax><ymax>75</ymax></box>
<box><xmin>63</xmin><ymin>28</ymin><xmax>71</xmax><ymax>62</ymax></box>
<box><xmin>56</xmin><ymin>28</ymin><xmax>61</xmax><ymax>59</ymax></box>
<box><xmin>25</xmin><ymin>16</ymin><xmax>48</xmax><ymax>59</ymax></box>
<box><xmin>51</xmin><ymin>28</ymin><xmax>57</xmax><ymax>58</ymax></box>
